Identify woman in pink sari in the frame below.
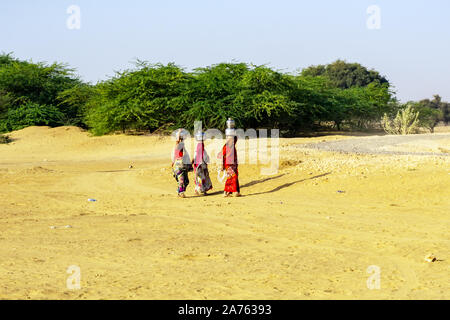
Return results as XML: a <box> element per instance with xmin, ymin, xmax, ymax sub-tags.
<box><xmin>192</xmin><ymin>132</ymin><xmax>213</xmax><ymax>196</ymax></box>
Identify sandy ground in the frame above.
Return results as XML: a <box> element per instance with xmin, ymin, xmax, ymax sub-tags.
<box><xmin>302</xmin><ymin>133</ymin><xmax>450</xmax><ymax>156</ymax></box>
<box><xmin>0</xmin><ymin>126</ymin><xmax>449</xmax><ymax>300</ymax></box>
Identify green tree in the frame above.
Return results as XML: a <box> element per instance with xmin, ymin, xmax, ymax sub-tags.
<box><xmin>86</xmin><ymin>62</ymin><xmax>191</xmax><ymax>135</ymax></box>
<box><xmin>0</xmin><ymin>54</ymin><xmax>405</xmax><ymax>136</ymax></box>
<box><xmin>0</xmin><ymin>52</ymin><xmax>18</xmax><ymax>68</ymax></box>
<box><xmin>290</xmin><ymin>76</ymin><xmax>337</xmax><ymax>130</ymax></box>
<box><xmin>0</xmin><ymin>103</ymin><xmax>64</xmax><ymax>132</ymax></box>
<box><xmin>0</xmin><ymin>57</ymin><xmax>80</xmax><ymax>107</ymax></box>
<box><xmin>417</xmin><ymin>95</ymin><xmax>449</xmax><ymax>125</ymax></box>
<box><xmin>410</xmin><ymin>102</ymin><xmax>443</xmax><ymax>133</ymax></box>
<box><xmin>238</xmin><ymin>66</ymin><xmax>297</xmax><ymax>129</ymax></box>
<box><xmin>302</xmin><ymin>60</ymin><xmax>389</xmax><ymax>89</ymax></box>
<box><xmin>180</xmin><ymin>63</ymin><xmax>249</xmax><ymax>130</ymax></box>
<box><xmin>57</xmin><ymin>84</ymin><xmax>96</xmax><ymax>127</ymax></box>
<box><xmin>0</xmin><ymin>54</ymin><xmax>81</xmax><ymax>132</ymax></box>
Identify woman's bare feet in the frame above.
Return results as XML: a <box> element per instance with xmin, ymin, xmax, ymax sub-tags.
<box><xmin>178</xmin><ymin>193</ymin><xmax>186</xmax><ymax>198</ymax></box>
<box><xmin>223</xmin><ymin>192</ymin><xmax>230</xmax><ymax>197</ymax></box>
<box><xmin>233</xmin><ymin>192</ymin><xmax>241</xmax><ymax>197</ymax></box>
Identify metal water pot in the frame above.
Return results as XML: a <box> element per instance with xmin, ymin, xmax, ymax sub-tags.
<box><xmin>226</xmin><ymin>118</ymin><xmax>235</xmax><ymax>129</ymax></box>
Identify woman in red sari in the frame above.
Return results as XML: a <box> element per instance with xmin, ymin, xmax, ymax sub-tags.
<box><xmin>222</xmin><ymin>135</ymin><xmax>241</xmax><ymax>197</ymax></box>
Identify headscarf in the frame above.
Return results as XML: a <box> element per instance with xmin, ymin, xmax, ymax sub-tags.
<box><xmin>223</xmin><ymin>136</ymin><xmax>238</xmax><ymax>166</ymax></box>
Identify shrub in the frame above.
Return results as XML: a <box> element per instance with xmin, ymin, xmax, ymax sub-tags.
<box><xmin>0</xmin><ymin>57</ymin><xmax>80</xmax><ymax>107</ymax></box>
<box><xmin>1</xmin><ymin>103</ymin><xmax>64</xmax><ymax>132</ymax></box>
<box><xmin>381</xmin><ymin>105</ymin><xmax>420</xmax><ymax>135</ymax></box>
<box><xmin>1</xmin><ymin>54</ymin><xmax>401</xmax><ymax>135</ymax></box>
<box><xmin>0</xmin><ymin>53</ymin><xmax>81</xmax><ymax>131</ymax></box>
<box><xmin>414</xmin><ymin>105</ymin><xmax>442</xmax><ymax>133</ymax></box>
<box><xmin>0</xmin><ymin>134</ymin><xmax>10</xmax><ymax>144</ymax></box>
<box><xmin>86</xmin><ymin>62</ymin><xmax>191</xmax><ymax>135</ymax></box>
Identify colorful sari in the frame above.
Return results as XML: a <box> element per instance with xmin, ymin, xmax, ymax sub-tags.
<box><xmin>172</xmin><ymin>142</ymin><xmax>190</xmax><ymax>194</ymax></box>
<box><xmin>193</xmin><ymin>142</ymin><xmax>213</xmax><ymax>194</ymax></box>
<box><xmin>222</xmin><ymin>137</ymin><xmax>240</xmax><ymax>194</ymax></box>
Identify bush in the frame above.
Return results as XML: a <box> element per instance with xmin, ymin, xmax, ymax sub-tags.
<box><xmin>412</xmin><ymin>96</ymin><xmax>447</xmax><ymax>130</ymax></box>
<box><xmin>86</xmin><ymin>62</ymin><xmax>191</xmax><ymax>135</ymax></box>
<box><xmin>381</xmin><ymin>105</ymin><xmax>420</xmax><ymax>135</ymax></box>
<box><xmin>0</xmin><ymin>57</ymin><xmax>80</xmax><ymax>107</ymax></box>
<box><xmin>57</xmin><ymin>84</ymin><xmax>96</xmax><ymax>127</ymax></box>
<box><xmin>1</xmin><ymin>103</ymin><xmax>64</xmax><ymax>132</ymax></box>
<box><xmin>1</xmin><ymin>54</ymin><xmax>401</xmax><ymax>135</ymax></box>
<box><xmin>413</xmin><ymin>105</ymin><xmax>442</xmax><ymax>133</ymax></box>
<box><xmin>301</xmin><ymin>60</ymin><xmax>389</xmax><ymax>89</ymax></box>
<box><xmin>0</xmin><ymin>53</ymin><xmax>82</xmax><ymax>132</ymax></box>
<box><xmin>0</xmin><ymin>134</ymin><xmax>10</xmax><ymax>144</ymax></box>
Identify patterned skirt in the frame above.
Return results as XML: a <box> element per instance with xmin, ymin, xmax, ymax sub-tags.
<box><xmin>194</xmin><ymin>163</ymin><xmax>213</xmax><ymax>193</ymax></box>
<box><xmin>173</xmin><ymin>160</ymin><xmax>189</xmax><ymax>194</ymax></box>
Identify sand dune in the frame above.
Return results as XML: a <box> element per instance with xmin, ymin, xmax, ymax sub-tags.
<box><xmin>0</xmin><ymin>126</ymin><xmax>449</xmax><ymax>299</ymax></box>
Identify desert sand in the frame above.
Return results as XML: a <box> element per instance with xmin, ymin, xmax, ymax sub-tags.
<box><xmin>0</xmin><ymin>126</ymin><xmax>449</xmax><ymax>300</ymax></box>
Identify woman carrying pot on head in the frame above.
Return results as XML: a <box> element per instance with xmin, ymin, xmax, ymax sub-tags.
<box><xmin>172</xmin><ymin>129</ymin><xmax>192</xmax><ymax>198</ymax></box>
<box><xmin>192</xmin><ymin>132</ymin><xmax>213</xmax><ymax>196</ymax></box>
<box><xmin>221</xmin><ymin>119</ymin><xmax>241</xmax><ymax>197</ymax></box>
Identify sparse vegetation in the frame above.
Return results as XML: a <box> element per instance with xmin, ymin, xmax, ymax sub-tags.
<box><xmin>381</xmin><ymin>105</ymin><xmax>421</xmax><ymax>135</ymax></box>
<box><xmin>0</xmin><ymin>134</ymin><xmax>10</xmax><ymax>144</ymax></box>
<box><xmin>411</xmin><ymin>95</ymin><xmax>448</xmax><ymax>131</ymax></box>
<box><xmin>0</xmin><ymin>102</ymin><xmax>64</xmax><ymax>132</ymax></box>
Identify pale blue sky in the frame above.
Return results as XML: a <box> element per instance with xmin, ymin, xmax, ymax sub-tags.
<box><xmin>1</xmin><ymin>0</ymin><xmax>449</xmax><ymax>102</ymax></box>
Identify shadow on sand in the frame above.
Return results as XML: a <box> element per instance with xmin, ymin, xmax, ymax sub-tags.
<box><xmin>96</xmin><ymin>169</ymin><xmax>133</xmax><ymax>173</ymax></box>
<box><xmin>204</xmin><ymin>172</ymin><xmax>331</xmax><ymax>197</ymax></box>
<box><xmin>243</xmin><ymin>172</ymin><xmax>331</xmax><ymax>197</ymax></box>
<box><xmin>241</xmin><ymin>173</ymin><xmax>286</xmax><ymax>188</ymax></box>
<box><xmin>204</xmin><ymin>173</ymin><xmax>287</xmax><ymax>197</ymax></box>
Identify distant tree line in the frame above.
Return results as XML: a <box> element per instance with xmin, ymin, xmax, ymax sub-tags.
<box><xmin>408</xmin><ymin>95</ymin><xmax>449</xmax><ymax>132</ymax></box>
<box><xmin>0</xmin><ymin>54</ymin><xmax>447</xmax><ymax>136</ymax></box>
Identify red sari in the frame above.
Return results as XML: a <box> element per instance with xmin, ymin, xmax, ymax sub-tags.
<box><xmin>222</xmin><ymin>137</ymin><xmax>240</xmax><ymax>193</ymax></box>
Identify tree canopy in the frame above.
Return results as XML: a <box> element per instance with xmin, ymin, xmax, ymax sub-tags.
<box><xmin>0</xmin><ymin>54</ymin><xmax>447</xmax><ymax>136</ymax></box>
<box><xmin>0</xmin><ymin>53</ymin><xmax>82</xmax><ymax>131</ymax></box>
<box><xmin>301</xmin><ymin>60</ymin><xmax>389</xmax><ymax>89</ymax></box>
